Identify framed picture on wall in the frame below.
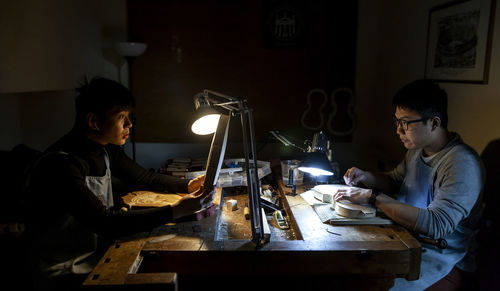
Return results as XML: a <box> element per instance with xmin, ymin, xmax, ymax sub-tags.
<box><xmin>262</xmin><ymin>0</ymin><xmax>307</xmax><ymax>48</ymax></box>
<box><xmin>425</xmin><ymin>0</ymin><xmax>496</xmax><ymax>83</ymax></box>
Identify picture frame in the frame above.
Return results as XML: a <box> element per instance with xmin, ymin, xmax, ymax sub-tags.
<box><xmin>425</xmin><ymin>0</ymin><xmax>496</xmax><ymax>83</ymax></box>
<box><xmin>262</xmin><ymin>0</ymin><xmax>307</xmax><ymax>48</ymax></box>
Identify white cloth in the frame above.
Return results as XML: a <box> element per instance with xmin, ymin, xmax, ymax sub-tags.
<box><xmin>35</xmin><ymin>150</ymin><xmax>113</xmax><ymax>278</ymax></box>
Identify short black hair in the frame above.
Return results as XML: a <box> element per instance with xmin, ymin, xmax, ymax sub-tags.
<box><xmin>75</xmin><ymin>77</ymin><xmax>135</xmax><ymax>126</ymax></box>
<box><xmin>392</xmin><ymin>79</ymin><xmax>448</xmax><ymax>129</ymax></box>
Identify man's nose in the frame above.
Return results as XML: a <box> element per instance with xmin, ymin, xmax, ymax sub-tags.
<box><xmin>125</xmin><ymin>116</ymin><xmax>133</xmax><ymax>128</ymax></box>
<box><xmin>396</xmin><ymin>124</ymin><xmax>405</xmax><ymax>135</ymax></box>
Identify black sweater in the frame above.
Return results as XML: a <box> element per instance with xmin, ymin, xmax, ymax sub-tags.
<box><xmin>28</xmin><ymin>129</ymin><xmax>189</xmax><ymax>238</ymax></box>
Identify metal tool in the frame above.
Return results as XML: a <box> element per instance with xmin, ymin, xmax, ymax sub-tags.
<box><xmin>273</xmin><ymin>210</ymin><xmax>289</xmax><ymax>229</ymax></box>
<box><xmin>260</xmin><ymin>198</ymin><xmax>282</xmax><ymax>212</ymax></box>
<box><xmin>415</xmin><ymin>234</ymin><xmax>448</xmax><ymax>249</ymax></box>
<box><xmin>288</xmin><ymin>168</ymin><xmax>297</xmax><ymax>196</ymax></box>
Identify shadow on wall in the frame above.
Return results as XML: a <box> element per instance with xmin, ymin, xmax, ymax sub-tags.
<box><xmin>0</xmin><ymin>144</ymin><xmax>41</xmax><ymax>290</ymax></box>
<box><xmin>0</xmin><ymin>90</ymin><xmax>76</xmax><ymax>151</ymax></box>
<box><xmin>476</xmin><ymin>138</ymin><xmax>500</xmax><ymax>291</ymax></box>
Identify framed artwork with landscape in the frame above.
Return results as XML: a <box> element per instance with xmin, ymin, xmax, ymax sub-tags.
<box><xmin>425</xmin><ymin>0</ymin><xmax>496</xmax><ymax>83</ymax></box>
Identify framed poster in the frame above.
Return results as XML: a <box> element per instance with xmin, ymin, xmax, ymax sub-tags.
<box><xmin>262</xmin><ymin>0</ymin><xmax>307</xmax><ymax>48</ymax></box>
<box><xmin>425</xmin><ymin>0</ymin><xmax>496</xmax><ymax>83</ymax></box>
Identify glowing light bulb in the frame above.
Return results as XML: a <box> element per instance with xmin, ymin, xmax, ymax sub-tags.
<box><xmin>298</xmin><ymin>166</ymin><xmax>333</xmax><ymax>176</ymax></box>
<box><xmin>191</xmin><ymin>114</ymin><xmax>220</xmax><ymax>135</ymax></box>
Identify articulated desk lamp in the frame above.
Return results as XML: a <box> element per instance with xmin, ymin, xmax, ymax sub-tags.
<box><xmin>191</xmin><ymin>90</ymin><xmax>266</xmax><ymax>246</ymax></box>
<box><xmin>270</xmin><ymin>131</ymin><xmax>335</xmax><ymax>192</ymax></box>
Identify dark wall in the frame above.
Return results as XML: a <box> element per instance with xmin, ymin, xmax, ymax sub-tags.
<box><xmin>128</xmin><ymin>0</ymin><xmax>357</xmax><ymax>143</ymax></box>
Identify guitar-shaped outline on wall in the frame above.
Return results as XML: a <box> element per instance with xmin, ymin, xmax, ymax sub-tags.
<box><xmin>300</xmin><ymin>87</ymin><xmax>356</xmax><ymax>136</ymax></box>
<box><xmin>327</xmin><ymin>87</ymin><xmax>356</xmax><ymax>136</ymax></box>
<box><xmin>300</xmin><ymin>89</ymin><xmax>328</xmax><ymax>131</ymax></box>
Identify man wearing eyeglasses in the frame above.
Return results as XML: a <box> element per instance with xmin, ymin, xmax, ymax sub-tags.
<box><xmin>337</xmin><ymin>79</ymin><xmax>484</xmax><ymax>290</ymax></box>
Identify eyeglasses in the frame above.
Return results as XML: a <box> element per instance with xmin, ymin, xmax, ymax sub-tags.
<box><xmin>393</xmin><ymin>116</ymin><xmax>429</xmax><ymax>131</ymax></box>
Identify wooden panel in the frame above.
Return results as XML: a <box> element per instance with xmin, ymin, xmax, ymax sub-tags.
<box><xmin>390</xmin><ymin>224</ymin><xmax>422</xmax><ymax>280</ymax></box>
<box><xmin>136</xmin><ymin>243</ymin><xmax>413</xmax><ymax>275</ymax></box>
<box><xmin>85</xmin><ymin>241</ymin><xmax>145</xmax><ymax>286</ymax></box>
<box><xmin>143</xmin><ymin>236</ymin><xmax>204</xmax><ymax>251</ymax></box>
<box><xmin>125</xmin><ymin>273</ymin><xmax>177</xmax><ymax>291</ymax></box>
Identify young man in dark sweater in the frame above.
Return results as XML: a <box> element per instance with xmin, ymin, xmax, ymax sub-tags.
<box><xmin>27</xmin><ymin>77</ymin><xmax>213</xmax><ymax>290</ymax></box>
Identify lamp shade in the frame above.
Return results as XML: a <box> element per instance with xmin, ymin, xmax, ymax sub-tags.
<box><xmin>114</xmin><ymin>42</ymin><xmax>147</xmax><ymax>57</ymax></box>
<box><xmin>298</xmin><ymin>152</ymin><xmax>334</xmax><ymax>176</ymax></box>
<box><xmin>191</xmin><ymin>106</ymin><xmax>221</xmax><ymax>135</ymax></box>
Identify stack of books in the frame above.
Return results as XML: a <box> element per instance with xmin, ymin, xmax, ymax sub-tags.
<box><xmin>159</xmin><ymin>157</ymin><xmax>207</xmax><ymax>178</ymax></box>
<box><xmin>159</xmin><ymin>157</ymin><xmax>271</xmax><ymax>188</ymax></box>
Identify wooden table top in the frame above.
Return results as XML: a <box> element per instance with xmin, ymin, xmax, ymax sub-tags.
<box><xmin>84</xmin><ymin>183</ymin><xmax>421</xmax><ymax>289</ymax></box>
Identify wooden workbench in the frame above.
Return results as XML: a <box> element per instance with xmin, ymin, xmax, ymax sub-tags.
<box><xmin>83</xmin><ymin>185</ymin><xmax>421</xmax><ymax>291</ymax></box>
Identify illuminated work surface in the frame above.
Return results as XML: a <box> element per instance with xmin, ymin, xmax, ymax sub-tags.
<box><xmin>84</xmin><ymin>185</ymin><xmax>421</xmax><ymax>290</ymax></box>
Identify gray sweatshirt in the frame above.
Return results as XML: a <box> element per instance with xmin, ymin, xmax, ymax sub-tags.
<box><xmin>389</xmin><ymin>133</ymin><xmax>484</xmax><ymax>239</ymax></box>
<box><xmin>388</xmin><ymin>133</ymin><xmax>484</xmax><ymax>290</ymax></box>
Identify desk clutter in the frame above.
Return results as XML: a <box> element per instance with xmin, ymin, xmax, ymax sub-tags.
<box><xmin>159</xmin><ymin>157</ymin><xmax>272</xmax><ymax>188</ymax></box>
<box><xmin>159</xmin><ymin>157</ymin><xmax>206</xmax><ymax>177</ymax></box>
<box><xmin>216</xmin><ymin>186</ymin><xmax>295</xmax><ymax>241</ymax></box>
<box><xmin>301</xmin><ymin>184</ymin><xmax>392</xmax><ymax>225</ymax></box>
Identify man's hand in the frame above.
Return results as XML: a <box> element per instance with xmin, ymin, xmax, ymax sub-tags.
<box><xmin>187</xmin><ymin>174</ymin><xmax>205</xmax><ymax>193</ymax></box>
<box><xmin>333</xmin><ymin>187</ymin><xmax>372</xmax><ymax>204</ymax></box>
<box><xmin>343</xmin><ymin>167</ymin><xmax>375</xmax><ymax>188</ymax></box>
<box><xmin>171</xmin><ymin>185</ymin><xmax>215</xmax><ymax>220</ymax></box>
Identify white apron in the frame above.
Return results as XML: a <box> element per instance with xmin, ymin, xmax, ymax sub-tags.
<box><xmin>84</xmin><ymin>149</ymin><xmax>114</xmax><ymax>209</ymax></box>
<box><xmin>34</xmin><ymin>150</ymin><xmax>114</xmax><ymax>279</ymax></box>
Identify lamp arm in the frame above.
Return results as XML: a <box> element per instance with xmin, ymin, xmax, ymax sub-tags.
<box><xmin>270</xmin><ymin>130</ymin><xmax>291</xmax><ymax>146</ymax></box>
<box><xmin>200</xmin><ymin>90</ymin><xmax>241</xmax><ymax>112</ymax></box>
<box><xmin>239</xmin><ymin>101</ymin><xmax>265</xmax><ymax>246</ymax></box>
<box><xmin>269</xmin><ymin>130</ymin><xmax>306</xmax><ymax>152</ymax></box>
<box><xmin>213</xmin><ymin>102</ymin><xmax>239</xmax><ymax>112</ymax></box>
<box><xmin>203</xmin><ymin>89</ymin><xmax>239</xmax><ymax>101</ymax></box>
<box><xmin>195</xmin><ymin>89</ymin><xmax>266</xmax><ymax>246</ymax></box>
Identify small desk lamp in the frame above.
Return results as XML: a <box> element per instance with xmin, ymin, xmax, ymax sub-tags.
<box><xmin>271</xmin><ymin>131</ymin><xmax>334</xmax><ymax>185</ymax></box>
<box><xmin>114</xmin><ymin>42</ymin><xmax>147</xmax><ymax>161</ymax></box>
<box><xmin>192</xmin><ymin>90</ymin><xmax>267</xmax><ymax>246</ymax></box>
<box><xmin>298</xmin><ymin>131</ymin><xmax>335</xmax><ymax>178</ymax></box>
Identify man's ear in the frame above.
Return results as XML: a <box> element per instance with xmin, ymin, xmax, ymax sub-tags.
<box><xmin>431</xmin><ymin>116</ymin><xmax>441</xmax><ymax>130</ymax></box>
<box><xmin>86</xmin><ymin>113</ymin><xmax>100</xmax><ymax>131</ymax></box>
